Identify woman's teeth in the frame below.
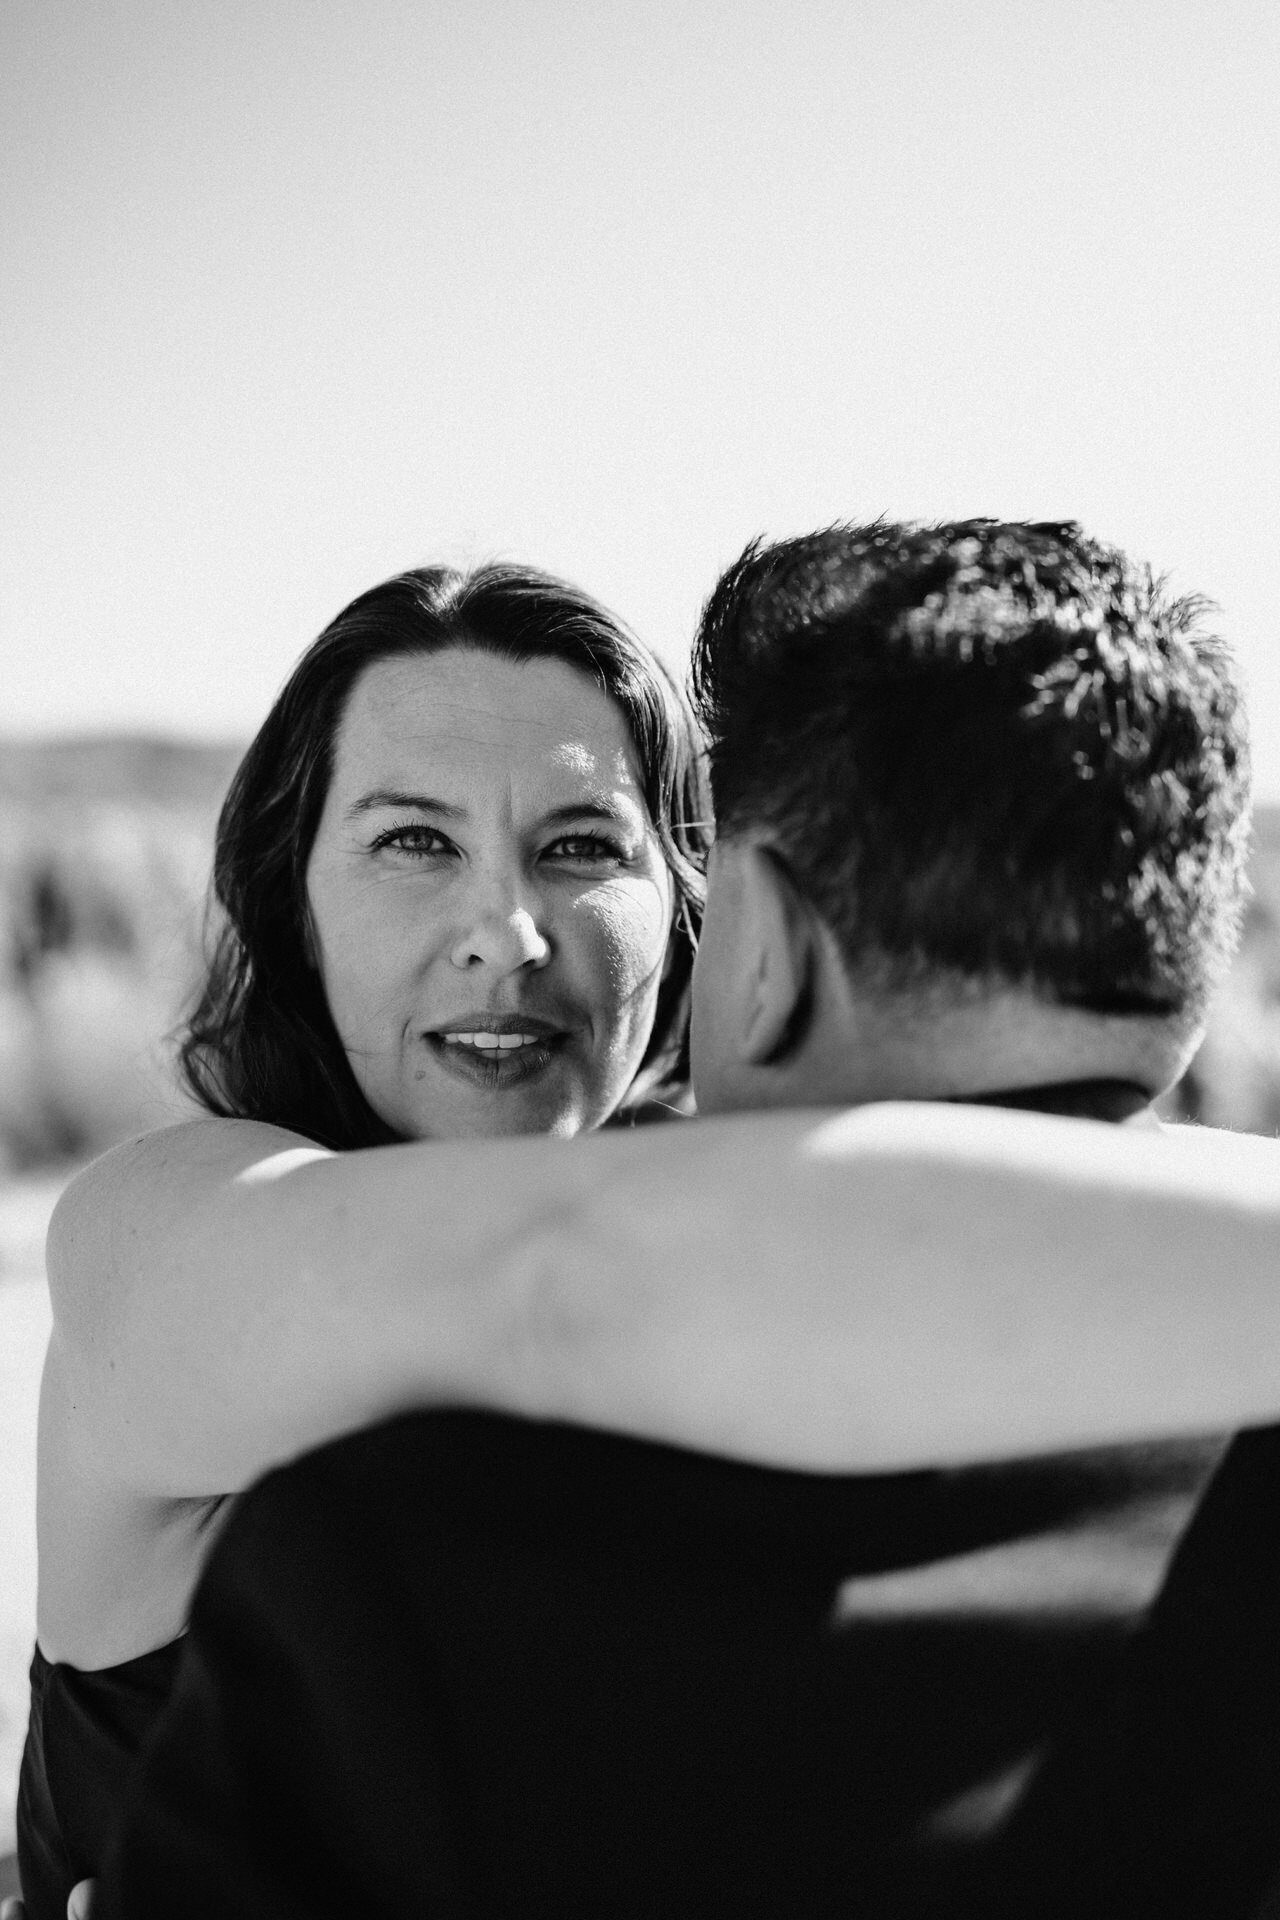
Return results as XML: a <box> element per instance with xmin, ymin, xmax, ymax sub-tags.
<box><xmin>439</xmin><ymin>1032</ymin><xmax>543</xmax><ymax>1051</ymax></box>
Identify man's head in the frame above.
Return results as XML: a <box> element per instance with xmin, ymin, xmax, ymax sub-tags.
<box><xmin>689</xmin><ymin>519</ymin><xmax>1251</xmax><ymax>1114</ymax></box>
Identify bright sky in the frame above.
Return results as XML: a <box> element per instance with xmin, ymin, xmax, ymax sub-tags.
<box><xmin>4</xmin><ymin>0</ymin><xmax>1279</xmax><ymax>797</ymax></box>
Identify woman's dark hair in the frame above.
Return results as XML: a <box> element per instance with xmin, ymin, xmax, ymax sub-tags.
<box><xmin>180</xmin><ymin>564</ymin><xmax>709</xmax><ymax>1148</ymax></box>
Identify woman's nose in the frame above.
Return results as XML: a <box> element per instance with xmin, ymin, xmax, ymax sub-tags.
<box><xmin>448</xmin><ymin>877</ymin><xmax>552</xmax><ymax>974</ymax></box>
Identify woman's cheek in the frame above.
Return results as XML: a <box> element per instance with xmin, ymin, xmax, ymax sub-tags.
<box><xmin>314</xmin><ymin>921</ymin><xmax>419</xmax><ymax>1066</ymax></box>
<box><xmin>582</xmin><ymin>877</ymin><xmax>673</xmax><ymax>1000</ymax></box>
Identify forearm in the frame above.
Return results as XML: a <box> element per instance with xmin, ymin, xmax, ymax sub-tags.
<box><xmin>524</xmin><ymin>1104</ymin><xmax>1280</xmax><ymax>1467</ymax></box>
<box><xmin>49</xmin><ymin>1107</ymin><xmax>1280</xmax><ymax>1496</ymax></box>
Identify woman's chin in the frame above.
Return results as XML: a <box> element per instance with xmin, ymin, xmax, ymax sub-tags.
<box><xmin>386</xmin><ymin>1063</ymin><xmax>599</xmax><ymax>1141</ymax></box>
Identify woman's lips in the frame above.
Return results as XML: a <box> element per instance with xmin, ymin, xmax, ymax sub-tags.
<box><xmin>437</xmin><ymin>1029</ymin><xmax>547</xmax><ymax>1052</ymax></box>
<box><xmin>423</xmin><ymin>1028</ymin><xmax>565</xmax><ymax>1088</ymax></box>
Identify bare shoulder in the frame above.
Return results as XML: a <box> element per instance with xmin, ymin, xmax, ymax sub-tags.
<box><xmin>36</xmin><ymin>1126</ymin><xmax>306</xmax><ymax>1661</ymax></box>
<box><xmin>47</xmin><ymin>1120</ymin><xmax>330</xmax><ymax>1310</ymax></box>
<box><xmin>53</xmin><ymin>1116</ymin><xmax>328</xmax><ymax>1225</ymax></box>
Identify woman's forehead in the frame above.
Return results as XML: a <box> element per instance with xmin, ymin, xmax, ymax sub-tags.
<box><xmin>330</xmin><ymin>648</ymin><xmax>646</xmax><ymax>808</ymax></box>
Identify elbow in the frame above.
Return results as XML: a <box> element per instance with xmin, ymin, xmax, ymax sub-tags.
<box><xmin>459</xmin><ymin>1194</ymin><xmax>601</xmax><ymax>1425</ymax></box>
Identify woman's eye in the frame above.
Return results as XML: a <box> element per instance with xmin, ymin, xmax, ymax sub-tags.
<box><xmin>372</xmin><ymin>822</ymin><xmax>453</xmax><ymax>858</ymax></box>
<box><xmin>545</xmin><ymin>834</ymin><xmax>624</xmax><ymax>865</ymax></box>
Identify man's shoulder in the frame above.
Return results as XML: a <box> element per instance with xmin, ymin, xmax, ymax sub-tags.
<box><xmin>212</xmin><ymin>1409</ymin><xmax>896</xmax><ymax>1600</ymax></box>
<box><xmin>183</xmin><ymin>1413</ymin><xmax>510</xmax><ymax>1651</ymax></box>
<box><xmin>230</xmin><ymin>1408</ymin><xmax>535</xmax><ymax>1542</ymax></box>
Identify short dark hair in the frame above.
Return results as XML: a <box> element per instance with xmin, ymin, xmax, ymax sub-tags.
<box><xmin>690</xmin><ymin>519</ymin><xmax>1251</xmax><ymax>1021</ymax></box>
<box><xmin>181</xmin><ymin>565</ymin><xmax>709</xmax><ymax>1148</ymax></box>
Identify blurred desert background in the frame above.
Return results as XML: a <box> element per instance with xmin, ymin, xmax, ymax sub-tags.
<box><xmin>0</xmin><ymin>734</ymin><xmax>239</xmax><ymax>1869</ymax></box>
<box><xmin>1</xmin><ymin>735</ymin><xmax>1279</xmax><ymax>1866</ymax></box>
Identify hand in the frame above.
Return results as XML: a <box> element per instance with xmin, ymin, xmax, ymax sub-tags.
<box><xmin>0</xmin><ymin>1883</ymin><xmax>95</xmax><ymax>1920</ymax></box>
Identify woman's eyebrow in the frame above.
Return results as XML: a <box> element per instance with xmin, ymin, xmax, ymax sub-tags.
<box><xmin>540</xmin><ymin>800</ymin><xmax>640</xmax><ymax>829</ymax></box>
<box><xmin>343</xmin><ymin>794</ymin><xmax>643</xmax><ymax>830</ymax></box>
<box><xmin>344</xmin><ymin>789</ymin><xmax>466</xmax><ymax>821</ymax></box>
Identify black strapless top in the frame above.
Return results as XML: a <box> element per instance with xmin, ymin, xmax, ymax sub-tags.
<box><xmin>16</xmin><ymin>1640</ymin><xmax>184</xmax><ymax>1920</ymax></box>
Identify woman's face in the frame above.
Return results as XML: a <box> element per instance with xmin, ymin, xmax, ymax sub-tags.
<box><xmin>305</xmin><ymin>647</ymin><xmax>676</xmax><ymax>1139</ymax></box>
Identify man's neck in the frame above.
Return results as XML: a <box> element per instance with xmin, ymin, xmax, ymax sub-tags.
<box><xmin>766</xmin><ymin>979</ymin><xmax>1189</xmax><ymax>1114</ymax></box>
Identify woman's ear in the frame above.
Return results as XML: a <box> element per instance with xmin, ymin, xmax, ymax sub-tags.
<box><xmin>737</xmin><ymin>846</ymin><xmax>814</xmax><ymax>1066</ymax></box>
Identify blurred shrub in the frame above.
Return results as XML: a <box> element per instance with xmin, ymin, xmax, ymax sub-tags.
<box><xmin>1173</xmin><ymin>873</ymin><xmax>1280</xmax><ymax>1133</ymax></box>
<box><xmin>0</xmin><ymin>738</ymin><xmax>241</xmax><ymax>1172</ymax></box>
<box><xmin>0</xmin><ymin>738</ymin><xmax>1278</xmax><ymax>1171</ymax></box>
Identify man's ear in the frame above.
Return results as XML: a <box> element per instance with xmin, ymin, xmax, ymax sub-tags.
<box><xmin>737</xmin><ymin>845</ymin><xmax>814</xmax><ymax>1066</ymax></box>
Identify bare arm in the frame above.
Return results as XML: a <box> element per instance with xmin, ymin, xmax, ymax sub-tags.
<box><xmin>536</xmin><ymin>1103</ymin><xmax>1280</xmax><ymax>1469</ymax></box>
<box><xmin>47</xmin><ymin>1104</ymin><xmax>1280</xmax><ymax>1500</ymax></box>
